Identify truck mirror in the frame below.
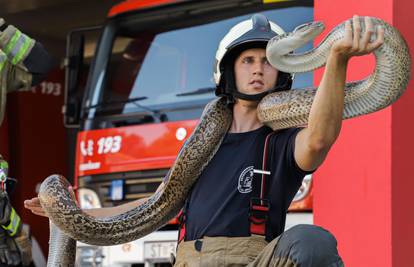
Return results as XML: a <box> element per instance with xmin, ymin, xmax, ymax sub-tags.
<box><xmin>63</xmin><ymin>26</ymin><xmax>101</xmax><ymax>128</ymax></box>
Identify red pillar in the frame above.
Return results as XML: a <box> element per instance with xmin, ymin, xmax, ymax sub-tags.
<box><xmin>0</xmin><ymin>117</ymin><xmax>9</xmax><ymax>159</ymax></box>
<box><xmin>391</xmin><ymin>0</ymin><xmax>414</xmax><ymax>266</ymax></box>
<box><xmin>314</xmin><ymin>1</ymin><xmax>414</xmax><ymax>266</ymax></box>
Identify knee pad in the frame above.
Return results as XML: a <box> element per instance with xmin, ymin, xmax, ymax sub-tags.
<box><xmin>272</xmin><ymin>225</ymin><xmax>343</xmax><ymax>267</ymax></box>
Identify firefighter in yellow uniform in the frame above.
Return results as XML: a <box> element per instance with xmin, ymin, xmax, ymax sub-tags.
<box><xmin>0</xmin><ymin>156</ymin><xmax>33</xmax><ymax>266</ymax></box>
<box><xmin>0</xmin><ymin>17</ymin><xmax>52</xmax><ymax>266</ymax></box>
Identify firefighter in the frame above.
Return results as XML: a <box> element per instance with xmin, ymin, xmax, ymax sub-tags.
<box><xmin>167</xmin><ymin>14</ymin><xmax>381</xmax><ymax>266</ymax></box>
<box><xmin>0</xmin><ymin>18</ymin><xmax>52</xmax><ymax>266</ymax></box>
<box><xmin>25</xmin><ymin>14</ymin><xmax>384</xmax><ymax>266</ymax></box>
<box><xmin>0</xmin><ymin>155</ymin><xmax>33</xmax><ymax>267</ymax></box>
<box><xmin>0</xmin><ymin>17</ymin><xmax>53</xmax><ymax>125</ymax></box>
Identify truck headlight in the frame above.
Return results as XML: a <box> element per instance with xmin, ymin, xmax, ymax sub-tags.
<box><xmin>78</xmin><ymin>188</ymin><xmax>102</xmax><ymax>209</ymax></box>
<box><xmin>293</xmin><ymin>174</ymin><xmax>312</xmax><ymax>202</ymax></box>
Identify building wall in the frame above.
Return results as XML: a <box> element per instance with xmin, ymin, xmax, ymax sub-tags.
<box><xmin>314</xmin><ymin>0</ymin><xmax>413</xmax><ymax>266</ymax></box>
<box><xmin>0</xmin><ymin>117</ymin><xmax>9</xmax><ymax>160</ymax></box>
<box><xmin>6</xmin><ymin>68</ymin><xmax>68</xmax><ymax>256</ymax></box>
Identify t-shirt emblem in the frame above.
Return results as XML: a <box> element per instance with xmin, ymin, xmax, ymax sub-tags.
<box><xmin>238</xmin><ymin>166</ymin><xmax>254</xmax><ymax>193</ymax></box>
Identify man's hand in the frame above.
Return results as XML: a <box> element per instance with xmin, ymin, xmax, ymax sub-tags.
<box><xmin>0</xmin><ymin>246</ymin><xmax>21</xmax><ymax>266</ymax></box>
<box><xmin>23</xmin><ymin>197</ymin><xmax>48</xmax><ymax>217</ymax></box>
<box><xmin>24</xmin><ymin>185</ymin><xmax>76</xmax><ymax>218</ymax></box>
<box><xmin>331</xmin><ymin>15</ymin><xmax>384</xmax><ymax>63</ymax></box>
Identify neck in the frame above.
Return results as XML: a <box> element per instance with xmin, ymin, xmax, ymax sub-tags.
<box><xmin>229</xmin><ymin>99</ymin><xmax>264</xmax><ymax>133</ymax></box>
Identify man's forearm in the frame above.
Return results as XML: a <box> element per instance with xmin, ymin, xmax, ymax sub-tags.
<box><xmin>306</xmin><ymin>51</ymin><xmax>347</xmax><ymax>150</ymax></box>
<box><xmin>84</xmin><ymin>198</ymin><xmax>147</xmax><ymax>218</ymax></box>
<box><xmin>84</xmin><ymin>182</ymin><xmax>166</xmax><ymax>218</ymax></box>
<box><xmin>0</xmin><ymin>19</ymin><xmax>53</xmax><ymax>90</ymax></box>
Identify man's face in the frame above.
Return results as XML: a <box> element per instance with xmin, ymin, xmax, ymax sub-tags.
<box><xmin>234</xmin><ymin>48</ymin><xmax>278</xmax><ymax>97</ymax></box>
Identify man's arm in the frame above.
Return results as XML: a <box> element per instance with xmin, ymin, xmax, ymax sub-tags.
<box><xmin>294</xmin><ymin>16</ymin><xmax>384</xmax><ymax>171</ymax></box>
<box><xmin>24</xmin><ymin>182</ymin><xmax>166</xmax><ymax>218</ymax></box>
<box><xmin>0</xmin><ymin>18</ymin><xmax>54</xmax><ymax>124</ymax></box>
<box><xmin>0</xmin><ymin>18</ymin><xmax>54</xmax><ymax>92</ymax></box>
<box><xmin>79</xmin><ymin>181</ymin><xmax>165</xmax><ymax>217</ymax></box>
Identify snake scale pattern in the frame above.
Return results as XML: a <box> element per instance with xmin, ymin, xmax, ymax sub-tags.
<box><xmin>38</xmin><ymin>17</ymin><xmax>410</xmax><ymax>266</ymax></box>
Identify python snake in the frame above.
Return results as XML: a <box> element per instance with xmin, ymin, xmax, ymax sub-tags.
<box><xmin>38</xmin><ymin>17</ymin><xmax>410</xmax><ymax>266</ymax></box>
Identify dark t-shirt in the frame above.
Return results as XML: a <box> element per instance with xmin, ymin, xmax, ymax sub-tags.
<box><xmin>184</xmin><ymin>126</ymin><xmax>312</xmax><ymax>241</ymax></box>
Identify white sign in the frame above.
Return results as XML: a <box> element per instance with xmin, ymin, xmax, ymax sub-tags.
<box><xmin>144</xmin><ymin>241</ymin><xmax>176</xmax><ymax>262</ymax></box>
<box><xmin>80</xmin><ymin>136</ymin><xmax>122</xmax><ymax>157</ymax></box>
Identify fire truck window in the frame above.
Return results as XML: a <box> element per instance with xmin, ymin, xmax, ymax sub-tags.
<box><xmin>96</xmin><ymin>6</ymin><xmax>313</xmax><ymax>116</ymax></box>
<box><xmin>105</xmin><ymin>37</ymin><xmax>152</xmax><ymax>103</ymax></box>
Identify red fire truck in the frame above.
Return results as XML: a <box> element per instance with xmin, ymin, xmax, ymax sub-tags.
<box><xmin>64</xmin><ymin>0</ymin><xmax>314</xmax><ymax>266</ymax></box>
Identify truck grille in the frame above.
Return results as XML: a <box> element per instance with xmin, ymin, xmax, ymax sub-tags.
<box><xmin>78</xmin><ymin>169</ymin><xmax>169</xmax><ymax>207</ymax></box>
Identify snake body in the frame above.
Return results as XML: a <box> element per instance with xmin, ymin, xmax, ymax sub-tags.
<box><xmin>40</xmin><ymin>98</ymin><xmax>233</xmax><ymax>265</ymax></box>
<box><xmin>39</xmin><ymin>17</ymin><xmax>410</xmax><ymax>266</ymax></box>
<box><xmin>47</xmin><ymin>222</ymin><xmax>76</xmax><ymax>266</ymax></box>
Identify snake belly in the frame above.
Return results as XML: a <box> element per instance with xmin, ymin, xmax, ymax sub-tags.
<box><xmin>39</xmin><ymin>17</ymin><xmax>410</xmax><ymax>266</ymax></box>
<box><xmin>46</xmin><ymin>222</ymin><xmax>76</xmax><ymax>267</ymax></box>
<box><xmin>39</xmin><ymin>97</ymin><xmax>232</xmax><ymax>266</ymax></box>
<box><xmin>259</xmin><ymin>17</ymin><xmax>411</xmax><ymax>130</ymax></box>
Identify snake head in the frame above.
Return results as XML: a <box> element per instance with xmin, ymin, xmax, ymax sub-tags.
<box><xmin>292</xmin><ymin>21</ymin><xmax>325</xmax><ymax>42</ymax></box>
<box><xmin>267</xmin><ymin>21</ymin><xmax>325</xmax><ymax>56</ymax></box>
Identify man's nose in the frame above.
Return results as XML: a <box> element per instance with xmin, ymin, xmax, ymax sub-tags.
<box><xmin>252</xmin><ymin>62</ymin><xmax>264</xmax><ymax>75</ymax></box>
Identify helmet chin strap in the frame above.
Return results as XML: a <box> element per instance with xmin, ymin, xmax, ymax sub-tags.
<box><xmin>232</xmin><ymin>90</ymin><xmax>270</xmax><ymax>102</ymax></box>
<box><xmin>231</xmin><ymin>73</ymin><xmax>294</xmax><ymax>102</ymax></box>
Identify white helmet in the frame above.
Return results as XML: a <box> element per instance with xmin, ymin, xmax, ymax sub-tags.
<box><xmin>214</xmin><ymin>14</ymin><xmax>293</xmax><ymax>102</ymax></box>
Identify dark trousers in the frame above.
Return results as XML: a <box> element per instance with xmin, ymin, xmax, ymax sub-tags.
<box><xmin>268</xmin><ymin>224</ymin><xmax>344</xmax><ymax>267</ymax></box>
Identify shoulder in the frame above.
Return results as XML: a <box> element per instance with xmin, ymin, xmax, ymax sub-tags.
<box><xmin>266</xmin><ymin>127</ymin><xmax>304</xmax><ymax>164</ymax></box>
<box><xmin>269</xmin><ymin>127</ymin><xmax>303</xmax><ymax>143</ymax></box>
<box><xmin>275</xmin><ymin>127</ymin><xmax>302</xmax><ymax>135</ymax></box>
<box><xmin>267</xmin><ymin>127</ymin><xmax>314</xmax><ymax>176</ymax></box>
<box><xmin>264</xmin><ymin>127</ymin><xmax>303</xmax><ymax>161</ymax></box>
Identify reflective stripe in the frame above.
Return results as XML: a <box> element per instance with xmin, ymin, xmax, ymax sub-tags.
<box><xmin>4</xmin><ymin>29</ymin><xmax>20</xmax><ymax>55</ymax></box>
<box><xmin>0</xmin><ymin>159</ymin><xmax>8</xmax><ymax>170</ymax></box>
<box><xmin>0</xmin><ymin>52</ymin><xmax>6</xmax><ymax>73</ymax></box>
<box><xmin>2</xmin><ymin>207</ymin><xmax>21</xmax><ymax>236</ymax></box>
<box><xmin>3</xmin><ymin>29</ymin><xmax>34</xmax><ymax>65</ymax></box>
<box><xmin>11</xmin><ymin>33</ymin><xmax>33</xmax><ymax>65</ymax></box>
<box><xmin>9</xmin><ymin>35</ymin><xmax>25</xmax><ymax>64</ymax></box>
